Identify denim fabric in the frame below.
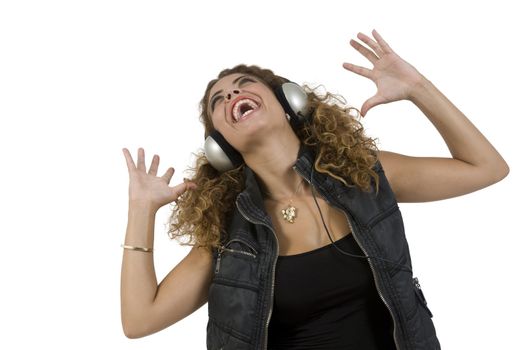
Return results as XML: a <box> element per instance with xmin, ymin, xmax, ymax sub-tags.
<box><xmin>206</xmin><ymin>144</ymin><xmax>441</xmax><ymax>350</ymax></box>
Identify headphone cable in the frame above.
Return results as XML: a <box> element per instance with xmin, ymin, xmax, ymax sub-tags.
<box><xmin>308</xmin><ymin>161</ymin><xmax>413</xmax><ymax>274</ymax></box>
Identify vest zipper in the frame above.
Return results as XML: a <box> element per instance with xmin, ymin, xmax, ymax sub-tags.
<box><xmin>413</xmin><ymin>277</ymin><xmax>433</xmax><ymax>317</ymax></box>
<box><xmin>337</xmin><ymin>204</ymin><xmax>401</xmax><ymax>350</ymax></box>
<box><xmin>215</xmin><ymin>240</ymin><xmax>258</xmax><ymax>274</ymax></box>
<box><xmin>235</xmin><ymin>164</ymin><xmax>401</xmax><ymax>349</ymax></box>
<box><xmin>226</xmin><ymin>238</ymin><xmax>259</xmax><ymax>256</ymax></box>
<box><xmin>292</xmin><ymin>165</ymin><xmax>402</xmax><ymax>350</ymax></box>
<box><xmin>235</xmin><ymin>198</ymin><xmax>279</xmax><ymax>350</ymax></box>
<box><xmin>215</xmin><ymin>246</ymin><xmax>222</xmax><ymax>274</ymax></box>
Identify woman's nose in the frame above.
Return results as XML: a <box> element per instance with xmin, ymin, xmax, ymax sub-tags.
<box><xmin>225</xmin><ymin>89</ymin><xmax>241</xmax><ymax>101</ymax></box>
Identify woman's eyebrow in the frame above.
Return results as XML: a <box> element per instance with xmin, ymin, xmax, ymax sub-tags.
<box><xmin>209</xmin><ymin>75</ymin><xmax>251</xmax><ymax>104</ymax></box>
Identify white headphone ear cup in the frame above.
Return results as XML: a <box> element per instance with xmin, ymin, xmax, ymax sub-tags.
<box><xmin>275</xmin><ymin>82</ymin><xmax>310</xmax><ymax>132</ymax></box>
<box><xmin>281</xmin><ymin>82</ymin><xmax>309</xmax><ymax>120</ymax></box>
<box><xmin>204</xmin><ymin>130</ymin><xmax>244</xmax><ymax>173</ymax></box>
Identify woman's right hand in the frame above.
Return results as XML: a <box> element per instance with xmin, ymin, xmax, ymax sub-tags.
<box><xmin>122</xmin><ymin>147</ymin><xmax>197</xmax><ymax>211</ymax></box>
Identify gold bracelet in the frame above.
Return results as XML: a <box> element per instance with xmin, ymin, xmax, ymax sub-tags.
<box><xmin>121</xmin><ymin>244</ymin><xmax>153</xmax><ymax>252</ymax></box>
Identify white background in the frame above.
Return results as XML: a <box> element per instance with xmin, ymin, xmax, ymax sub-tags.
<box><xmin>1</xmin><ymin>0</ymin><xmax>523</xmax><ymax>349</ymax></box>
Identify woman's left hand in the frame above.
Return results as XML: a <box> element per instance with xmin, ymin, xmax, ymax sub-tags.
<box><xmin>343</xmin><ymin>29</ymin><xmax>425</xmax><ymax>117</ymax></box>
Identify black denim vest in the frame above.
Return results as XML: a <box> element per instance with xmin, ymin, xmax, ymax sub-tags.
<box><xmin>206</xmin><ymin>144</ymin><xmax>441</xmax><ymax>350</ymax></box>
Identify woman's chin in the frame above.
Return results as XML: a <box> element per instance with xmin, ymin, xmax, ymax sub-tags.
<box><xmin>234</xmin><ymin>112</ymin><xmax>270</xmax><ymax>134</ymax></box>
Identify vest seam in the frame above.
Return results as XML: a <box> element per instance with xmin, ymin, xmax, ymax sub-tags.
<box><xmin>209</xmin><ymin>315</ymin><xmax>253</xmax><ymax>345</ymax></box>
<box><xmin>361</xmin><ymin>226</ymin><xmax>413</xmax><ymax>350</ymax></box>
<box><xmin>235</xmin><ymin>203</ymin><xmax>273</xmax><ymax>349</ymax></box>
<box><xmin>388</xmin><ymin>277</ymin><xmax>414</xmax><ymax>350</ymax></box>
<box><xmin>212</xmin><ymin>278</ymin><xmax>259</xmax><ymax>293</ymax></box>
<box><xmin>366</xmin><ymin>202</ymin><xmax>400</xmax><ymax>230</ymax></box>
<box><xmin>406</xmin><ymin>290</ymin><xmax>419</xmax><ymax>320</ymax></box>
<box><xmin>370</xmin><ymin>236</ymin><xmax>416</xmax><ymax>350</ymax></box>
<box><xmin>252</xmin><ymin>247</ymin><xmax>272</xmax><ymax>350</ymax></box>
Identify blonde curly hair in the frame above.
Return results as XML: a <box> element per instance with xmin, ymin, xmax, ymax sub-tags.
<box><xmin>167</xmin><ymin>64</ymin><xmax>380</xmax><ymax>254</ymax></box>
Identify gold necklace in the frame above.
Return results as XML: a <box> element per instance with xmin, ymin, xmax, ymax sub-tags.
<box><xmin>262</xmin><ymin>178</ymin><xmax>305</xmax><ymax>224</ymax></box>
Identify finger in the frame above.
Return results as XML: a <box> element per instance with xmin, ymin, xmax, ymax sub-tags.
<box><xmin>172</xmin><ymin>181</ymin><xmax>197</xmax><ymax>200</ymax></box>
<box><xmin>361</xmin><ymin>94</ymin><xmax>385</xmax><ymax>117</ymax></box>
<box><xmin>148</xmin><ymin>154</ymin><xmax>160</xmax><ymax>176</ymax></box>
<box><xmin>350</xmin><ymin>38</ymin><xmax>379</xmax><ymax>63</ymax></box>
<box><xmin>161</xmin><ymin>167</ymin><xmax>175</xmax><ymax>183</ymax></box>
<box><xmin>371</xmin><ymin>29</ymin><xmax>394</xmax><ymax>54</ymax></box>
<box><xmin>342</xmin><ymin>62</ymin><xmax>373</xmax><ymax>80</ymax></box>
<box><xmin>122</xmin><ymin>148</ymin><xmax>137</xmax><ymax>172</ymax></box>
<box><xmin>183</xmin><ymin>177</ymin><xmax>198</xmax><ymax>190</ymax></box>
<box><xmin>356</xmin><ymin>32</ymin><xmax>384</xmax><ymax>58</ymax></box>
<box><xmin>137</xmin><ymin>147</ymin><xmax>146</xmax><ymax>172</ymax></box>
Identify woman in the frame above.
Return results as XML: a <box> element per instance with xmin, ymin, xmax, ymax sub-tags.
<box><xmin>120</xmin><ymin>30</ymin><xmax>509</xmax><ymax>349</ymax></box>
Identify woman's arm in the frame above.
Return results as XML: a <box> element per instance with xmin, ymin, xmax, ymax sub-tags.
<box><xmin>120</xmin><ymin>201</ymin><xmax>213</xmax><ymax>338</ymax></box>
<box><xmin>120</xmin><ymin>148</ymin><xmax>210</xmax><ymax>338</ymax></box>
<box><xmin>377</xmin><ymin>77</ymin><xmax>509</xmax><ymax>203</ymax></box>
<box><xmin>120</xmin><ymin>201</ymin><xmax>158</xmax><ymax>338</ymax></box>
<box><xmin>409</xmin><ymin>77</ymin><xmax>508</xmax><ymax>174</ymax></box>
<box><xmin>343</xmin><ymin>30</ymin><xmax>509</xmax><ymax>202</ymax></box>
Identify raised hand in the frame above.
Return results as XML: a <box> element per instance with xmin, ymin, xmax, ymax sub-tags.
<box><xmin>343</xmin><ymin>29</ymin><xmax>426</xmax><ymax>117</ymax></box>
<box><xmin>122</xmin><ymin>147</ymin><xmax>197</xmax><ymax>211</ymax></box>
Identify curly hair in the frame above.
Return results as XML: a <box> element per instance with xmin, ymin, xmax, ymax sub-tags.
<box><xmin>167</xmin><ymin>64</ymin><xmax>380</xmax><ymax>254</ymax></box>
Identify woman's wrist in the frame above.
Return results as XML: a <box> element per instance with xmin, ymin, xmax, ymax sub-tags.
<box><xmin>407</xmin><ymin>75</ymin><xmax>433</xmax><ymax>104</ymax></box>
<box><xmin>128</xmin><ymin>200</ymin><xmax>158</xmax><ymax>215</ymax></box>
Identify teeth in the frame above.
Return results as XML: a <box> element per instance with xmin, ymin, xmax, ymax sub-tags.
<box><xmin>232</xmin><ymin>98</ymin><xmax>259</xmax><ymax>123</ymax></box>
<box><xmin>241</xmin><ymin>109</ymin><xmax>254</xmax><ymax>119</ymax></box>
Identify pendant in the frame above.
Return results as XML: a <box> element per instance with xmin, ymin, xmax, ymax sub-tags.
<box><xmin>281</xmin><ymin>204</ymin><xmax>297</xmax><ymax>223</ymax></box>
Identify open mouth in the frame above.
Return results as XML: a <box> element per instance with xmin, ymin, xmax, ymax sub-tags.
<box><xmin>232</xmin><ymin>98</ymin><xmax>260</xmax><ymax>123</ymax></box>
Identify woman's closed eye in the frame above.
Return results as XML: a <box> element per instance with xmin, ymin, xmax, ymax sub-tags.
<box><xmin>210</xmin><ymin>77</ymin><xmax>256</xmax><ymax>112</ymax></box>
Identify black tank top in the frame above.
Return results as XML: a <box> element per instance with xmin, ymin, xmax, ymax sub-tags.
<box><xmin>267</xmin><ymin>232</ymin><xmax>397</xmax><ymax>350</ymax></box>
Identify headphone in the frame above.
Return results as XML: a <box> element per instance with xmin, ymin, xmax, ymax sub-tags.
<box><xmin>203</xmin><ymin>80</ymin><xmax>310</xmax><ymax>173</ymax></box>
<box><xmin>203</xmin><ymin>78</ymin><xmax>413</xmax><ymax>274</ymax></box>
